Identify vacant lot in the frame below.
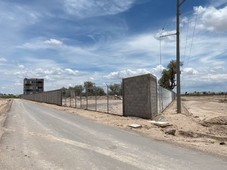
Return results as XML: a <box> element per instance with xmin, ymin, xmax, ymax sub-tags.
<box><xmin>162</xmin><ymin>95</ymin><xmax>227</xmax><ymax>157</ymax></box>
<box><xmin>0</xmin><ymin>99</ymin><xmax>11</xmax><ymax>139</ymax></box>
<box><xmin>1</xmin><ymin>96</ymin><xmax>227</xmax><ymax>157</ymax></box>
<box><xmin>38</xmin><ymin>95</ymin><xmax>227</xmax><ymax>158</ymax></box>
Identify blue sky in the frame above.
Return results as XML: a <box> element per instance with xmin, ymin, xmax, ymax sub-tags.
<box><xmin>0</xmin><ymin>0</ymin><xmax>227</xmax><ymax>94</ymax></box>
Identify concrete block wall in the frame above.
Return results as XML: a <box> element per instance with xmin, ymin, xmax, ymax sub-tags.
<box><xmin>123</xmin><ymin>74</ymin><xmax>157</xmax><ymax>119</ymax></box>
<box><xmin>22</xmin><ymin>89</ymin><xmax>62</xmax><ymax>106</ymax></box>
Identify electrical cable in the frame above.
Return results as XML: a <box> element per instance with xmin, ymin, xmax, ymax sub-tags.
<box><xmin>187</xmin><ymin>13</ymin><xmax>198</xmax><ymax>67</ymax></box>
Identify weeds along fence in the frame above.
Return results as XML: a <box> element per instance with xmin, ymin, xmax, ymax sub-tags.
<box><xmin>62</xmin><ymin>85</ymin><xmax>123</xmax><ymax>116</ymax></box>
<box><xmin>157</xmin><ymin>85</ymin><xmax>176</xmax><ymax>114</ymax></box>
<box><xmin>22</xmin><ymin>89</ymin><xmax>62</xmax><ymax>106</ymax></box>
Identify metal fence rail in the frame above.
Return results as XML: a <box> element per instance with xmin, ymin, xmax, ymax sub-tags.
<box><xmin>157</xmin><ymin>86</ymin><xmax>176</xmax><ymax>114</ymax></box>
<box><xmin>22</xmin><ymin>82</ymin><xmax>172</xmax><ymax>116</ymax></box>
<box><xmin>62</xmin><ymin>86</ymin><xmax>123</xmax><ymax>115</ymax></box>
<box><xmin>22</xmin><ymin>89</ymin><xmax>62</xmax><ymax>106</ymax></box>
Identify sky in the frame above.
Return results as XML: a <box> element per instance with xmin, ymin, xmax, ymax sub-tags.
<box><xmin>0</xmin><ymin>0</ymin><xmax>227</xmax><ymax>94</ymax></box>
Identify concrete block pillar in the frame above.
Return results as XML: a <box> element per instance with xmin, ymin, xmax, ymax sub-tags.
<box><xmin>123</xmin><ymin>74</ymin><xmax>157</xmax><ymax>119</ymax></box>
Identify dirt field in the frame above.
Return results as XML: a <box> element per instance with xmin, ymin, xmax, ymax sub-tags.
<box><xmin>62</xmin><ymin>98</ymin><xmax>123</xmax><ymax>115</ymax></box>
<box><xmin>0</xmin><ymin>99</ymin><xmax>12</xmax><ymax>139</ymax></box>
<box><xmin>1</xmin><ymin>96</ymin><xmax>226</xmax><ymax>158</ymax></box>
<box><xmin>39</xmin><ymin>95</ymin><xmax>227</xmax><ymax>158</ymax></box>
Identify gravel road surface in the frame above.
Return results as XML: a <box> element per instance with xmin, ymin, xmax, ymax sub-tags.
<box><xmin>0</xmin><ymin>99</ymin><xmax>226</xmax><ymax>169</ymax></box>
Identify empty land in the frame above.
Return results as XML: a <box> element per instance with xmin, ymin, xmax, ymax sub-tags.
<box><xmin>0</xmin><ymin>99</ymin><xmax>12</xmax><ymax>139</ymax></box>
<box><xmin>0</xmin><ymin>96</ymin><xmax>226</xmax><ymax>158</ymax></box>
<box><xmin>40</xmin><ymin>95</ymin><xmax>227</xmax><ymax>158</ymax></box>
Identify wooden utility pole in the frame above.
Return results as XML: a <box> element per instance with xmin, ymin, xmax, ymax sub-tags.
<box><xmin>176</xmin><ymin>0</ymin><xmax>185</xmax><ymax>113</ymax></box>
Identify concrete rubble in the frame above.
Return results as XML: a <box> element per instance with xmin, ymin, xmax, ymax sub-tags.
<box><xmin>148</xmin><ymin>120</ymin><xmax>172</xmax><ymax>128</ymax></box>
<box><xmin>128</xmin><ymin>124</ymin><xmax>142</xmax><ymax>128</ymax></box>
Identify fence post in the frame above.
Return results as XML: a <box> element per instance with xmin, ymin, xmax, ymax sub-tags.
<box><xmin>95</xmin><ymin>87</ymin><xmax>97</xmax><ymax>111</ymax></box>
<box><xmin>86</xmin><ymin>87</ymin><xmax>88</xmax><ymax>110</ymax></box>
<box><xmin>60</xmin><ymin>90</ymin><xmax>63</xmax><ymax>106</ymax></box>
<box><xmin>106</xmin><ymin>84</ymin><xmax>109</xmax><ymax>113</ymax></box>
<box><xmin>70</xmin><ymin>90</ymin><xmax>72</xmax><ymax>107</ymax></box>
<box><xmin>80</xmin><ymin>93</ymin><xmax>82</xmax><ymax>109</ymax></box>
<box><xmin>74</xmin><ymin>90</ymin><xmax>77</xmax><ymax>108</ymax></box>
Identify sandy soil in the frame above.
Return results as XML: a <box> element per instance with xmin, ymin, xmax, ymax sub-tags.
<box><xmin>1</xmin><ymin>96</ymin><xmax>226</xmax><ymax>158</ymax></box>
<box><xmin>62</xmin><ymin>98</ymin><xmax>123</xmax><ymax>115</ymax></box>
<box><xmin>0</xmin><ymin>99</ymin><xmax>12</xmax><ymax>139</ymax></box>
<box><xmin>37</xmin><ymin>95</ymin><xmax>227</xmax><ymax>158</ymax></box>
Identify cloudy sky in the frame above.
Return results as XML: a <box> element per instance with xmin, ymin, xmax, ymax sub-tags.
<box><xmin>0</xmin><ymin>0</ymin><xmax>226</xmax><ymax>94</ymax></box>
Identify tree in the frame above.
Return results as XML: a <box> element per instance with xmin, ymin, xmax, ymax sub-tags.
<box><xmin>158</xmin><ymin>60</ymin><xmax>183</xmax><ymax>90</ymax></box>
<box><xmin>61</xmin><ymin>87</ymin><xmax>69</xmax><ymax>97</ymax></box>
<box><xmin>84</xmin><ymin>81</ymin><xmax>95</xmax><ymax>95</ymax></box>
<box><xmin>95</xmin><ymin>86</ymin><xmax>106</xmax><ymax>96</ymax></box>
<box><xmin>109</xmin><ymin>83</ymin><xmax>122</xmax><ymax>95</ymax></box>
<box><xmin>83</xmin><ymin>81</ymin><xmax>105</xmax><ymax>96</ymax></box>
<box><xmin>74</xmin><ymin>85</ymin><xmax>84</xmax><ymax>95</ymax></box>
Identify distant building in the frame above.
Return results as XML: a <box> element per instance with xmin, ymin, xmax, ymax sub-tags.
<box><xmin>23</xmin><ymin>78</ymin><xmax>44</xmax><ymax>95</ymax></box>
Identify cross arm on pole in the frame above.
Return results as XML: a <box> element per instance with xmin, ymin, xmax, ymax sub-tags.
<box><xmin>159</xmin><ymin>33</ymin><xmax>177</xmax><ymax>38</ymax></box>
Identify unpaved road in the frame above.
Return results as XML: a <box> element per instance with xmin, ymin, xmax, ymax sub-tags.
<box><xmin>0</xmin><ymin>99</ymin><xmax>227</xmax><ymax>170</ymax></box>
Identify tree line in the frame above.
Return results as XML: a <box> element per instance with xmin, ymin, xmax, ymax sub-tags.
<box><xmin>62</xmin><ymin>81</ymin><xmax>122</xmax><ymax>97</ymax></box>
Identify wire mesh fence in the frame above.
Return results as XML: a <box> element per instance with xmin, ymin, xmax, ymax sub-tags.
<box><xmin>157</xmin><ymin>85</ymin><xmax>176</xmax><ymax>114</ymax></box>
<box><xmin>62</xmin><ymin>85</ymin><xmax>123</xmax><ymax>116</ymax></box>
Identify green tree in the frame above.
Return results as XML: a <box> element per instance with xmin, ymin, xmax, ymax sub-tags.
<box><xmin>158</xmin><ymin>60</ymin><xmax>183</xmax><ymax>90</ymax></box>
<box><xmin>84</xmin><ymin>81</ymin><xmax>95</xmax><ymax>95</ymax></box>
<box><xmin>74</xmin><ymin>85</ymin><xmax>84</xmax><ymax>95</ymax></box>
<box><xmin>95</xmin><ymin>86</ymin><xmax>106</xmax><ymax>96</ymax></box>
<box><xmin>109</xmin><ymin>83</ymin><xmax>122</xmax><ymax>95</ymax></box>
<box><xmin>83</xmin><ymin>81</ymin><xmax>106</xmax><ymax>96</ymax></box>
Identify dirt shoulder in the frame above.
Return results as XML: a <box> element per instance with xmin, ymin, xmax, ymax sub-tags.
<box><xmin>33</xmin><ymin>95</ymin><xmax>227</xmax><ymax>158</ymax></box>
<box><xmin>0</xmin><ymin>99</ymin><xmax>12</xmax><ymax>139</ymax></box>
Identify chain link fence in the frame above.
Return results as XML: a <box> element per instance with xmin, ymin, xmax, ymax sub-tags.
<box><xmin>22</xmin><ymin>80</ymin><xmax>174</xmax><ymax>117</ymax></box>
<box><xmin>62</xmin><ymin>84</ymin><xmax>123</xmax><ymax>115</ymax></box>
<box><xmin>157</xmin><ymin>85</ymin><xmax>176</xmax><ymax>114</ymax></box>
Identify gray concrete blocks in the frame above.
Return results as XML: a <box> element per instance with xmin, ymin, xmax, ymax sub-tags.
<box><xmin>123</xmin><ymin>74</ymin><xmax>157</xmax><ymax>119</ymax></box>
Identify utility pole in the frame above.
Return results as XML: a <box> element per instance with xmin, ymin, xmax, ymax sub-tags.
<box><xmin>176</xmin><ymin>0</ymin><xmax>186</xmax><ymax>113</ymax></box>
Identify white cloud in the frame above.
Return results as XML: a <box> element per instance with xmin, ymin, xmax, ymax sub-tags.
<box><xmin>105</xmin><ymin>69</ymin><xmax>148</xmax><ymax>80</ymax></box>
<box><xmin>64</xmin><ymin>68</ymin><xmax>79</xmax><ymax>75</ymax></box>
<box><xmin>18</xmin><ymin>64</ymin><xmax>25</xmax><ymax>69</ymax></box>
<box><xmin>194</xmin><ymin>6</ymin><xmax>227</xmax><ymax>32</ymax></box>
<box><xmin>44</xmin><ymin>39</ymin><xmax>63</xmax><ymax>46</ymax></box>
<box><xmin>205</xmin><ymin>73</ymin><xmax>227</xmax><ymax>82</ymax></box>
<box><xmin>14</xmin><ymin>64</ymin><xmax>79</xmax><ymax>81</ymax></box>
<box><xmin>182</xmin><ymin>67</ymin><xmax>198</xmax><ymax>76</ymax></box>
<box><xmin>209</xmin><ymin>0</ymin><xmax>227</xmax><ymax>8</ymax></box>
<box><xmin>64</xmin><ymin>0</ymin><xmax>135</xmax><ymax>18</ymax></box>
<box><xmin>19</xmin><ymin>38</ymin><xmax>64</xmax><ymax>49</ymax></box>
<box><xmin>210</xmin><ymin>66</ymin><xmax>225</xmax><ymax>72</ymax></box>
<box><xmin>0</xmin><ymin>57</ymin><xmax>7</xmax><ymax>64</ymax></box>
<box><xmin>105</xmin><ymin>65</ymin><xmax>165</xmax><ymax>80</ymax></box>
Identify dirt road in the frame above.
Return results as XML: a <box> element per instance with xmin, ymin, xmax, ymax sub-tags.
<box><xmin>0</xmin><ymin>99</ymin><xmax>227</xmax><ymax>169</ymax></box>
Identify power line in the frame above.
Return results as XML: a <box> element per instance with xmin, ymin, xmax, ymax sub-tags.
<box><xmin>187</xmin><ymin>13</ymin><xmax>198</xmax><ymax>67</ymax></box>
<box><xmin>182</xmin><ymin>17</ymin><xmax>190</xmax><ymax>65</ymax></box>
